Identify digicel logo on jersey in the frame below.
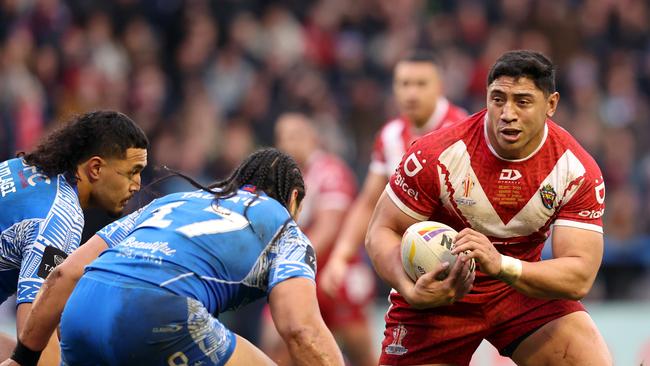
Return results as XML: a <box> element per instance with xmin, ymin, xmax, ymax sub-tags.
<box><xmin>394</xmin><ymin>170</ymin><xmax>420</xmax><ymax>201</ymax></box>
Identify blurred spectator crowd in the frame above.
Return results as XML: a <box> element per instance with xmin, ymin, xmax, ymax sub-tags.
<box><xmin>0</xmin><ymin>0</ymin><xmax>648</xmax><ymax>300</ymax></box>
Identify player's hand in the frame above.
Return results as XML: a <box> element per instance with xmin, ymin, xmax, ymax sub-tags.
<box><xmin>402</xmin><ymin>255</ymin><xmax>474</xmax><ymax>309</ymax></box>
<box><xmin>0</xmin><ymin>359</ymin><xmax>21</xmax><ymax>366</ymax></box>
<box><xmin>451</xmin><ymin>228</ymin><xmax>501</xmax><ymax>277</ymax></box>
<box><xmin>319</xmin><ymin>255</ymin><xmax>348</xmax><ymax>297</ymax></box>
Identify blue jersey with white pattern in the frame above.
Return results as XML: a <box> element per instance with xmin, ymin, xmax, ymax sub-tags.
<box><xmin>0</xmin><ymin>158</ymin><xmax>84</xmax><ymax>305</ymax></box>
<box><xmin>92</xmin><ymin>188</ymin><xmax>316</xmax><ymax>315</ymax></box>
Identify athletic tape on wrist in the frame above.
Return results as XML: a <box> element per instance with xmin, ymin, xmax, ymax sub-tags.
<box><xmin>497</xmin><ymin>254</ymin><xmax>522</xmax><ymax>285</ymax></box>
<box><xmin>10</xmin><ymin>339</ymin><xmax>42</xmax><ymax>366</ymax></box>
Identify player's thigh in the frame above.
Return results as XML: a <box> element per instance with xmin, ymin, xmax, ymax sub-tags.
<box><xmin>511</xmin><ymin>311</ymin><xmax>612</xmax><ymax>366</ymax></box>
<box><xmin>225</xmin><ymin>335</ymin><xmax>276</xmax><ymax>366</ymax></box>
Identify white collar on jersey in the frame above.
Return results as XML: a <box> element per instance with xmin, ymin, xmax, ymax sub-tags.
<box><xmin>483</xmin><ymin>113</ymin><xmax>549</xmax><ymax>162</ymax></box>
<box><xmin>413</xmin><ymin>97</ymin><xmax>450</xmax><ymax>135</ymax></box>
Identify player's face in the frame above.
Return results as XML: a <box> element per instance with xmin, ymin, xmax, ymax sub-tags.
<box><xmin>274</xmin><ymin>115</ymin><xmax>314</xmax><ymax>166</ymax></box>
<box><xmin>393</xmin><ymin>61</ymin><xmax>441</xmax><ymax>127</ymax></box>
<box><xmin>93</xmin><ymin>148</ymin><xmax>147</xmax><ymax>216</ymax></box>
<box><xmin>486</xmin><ymin>76</ymin><xmax>559</xmax><ymax>160</ymax></box>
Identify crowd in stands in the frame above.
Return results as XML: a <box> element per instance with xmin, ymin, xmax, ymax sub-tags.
<box><xmin>1</xmin><ymin>0</ymin><xmax>648</xmax><ymax>300</ymax></box>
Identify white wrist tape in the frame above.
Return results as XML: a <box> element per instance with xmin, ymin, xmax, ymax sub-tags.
<box><xmin>497</xmin><ymin>254</ymin><xmax>522</xmax><ymax>285</ymax></box>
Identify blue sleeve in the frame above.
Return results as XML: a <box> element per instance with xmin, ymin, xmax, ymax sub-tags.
<box><xmin>17</xmin><ymin>184</ymin><xmax>84</xmax><ymax>305</ymax></box>
<box><xmin>266</xmin><ymin>223</ymin><xmax>317</xmax><ymax>294</ymax></box>
<box><xmin>96</xmin><ymin>203</ymin><xmax>151</xmax><ymax>248</ymax></box>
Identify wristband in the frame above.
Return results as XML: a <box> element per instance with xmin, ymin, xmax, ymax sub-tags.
<box><xmin>496</xmin><ymin>254</ymin><xmax>522</xmax><ymax>285</ymax></box>
<box><xmin>10</xmin><ymin>339</ymin><xmax>42</xmax><ymax>366</ymax></box>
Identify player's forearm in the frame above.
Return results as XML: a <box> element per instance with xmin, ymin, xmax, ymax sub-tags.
<box><xmin>331</xmin><ymin>196</ymin><xmax>375</xmax><ymax>260</ymax></box>
<box><xmin>285</xmin><ymin>323</ymin><xmax>344</xmax><ymax>366</ymax></box>
<box><xmin>19</xmin><ymin>266</ymin><xmax>81</xmax><ymax>351</ymax></box>
<box><xmin>508</xmin><ymin>257</ymin><xmax>597</xmax><ymax>300</ymax></box>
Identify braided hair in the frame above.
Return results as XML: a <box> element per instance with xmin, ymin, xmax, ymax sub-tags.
<box><xmin>20</xmin><ymin>111</ymin><xmax>149</xmax><ymax>182</ymax></box>
<box><xmin>160</xmin><ymin>148</ymin><xmax>305</xmax><ymax>213</ymax></box>
<box><xmin>210</xmin><ymin>148</ymin><xmax>305</xmax><ymax>208</ymax></box>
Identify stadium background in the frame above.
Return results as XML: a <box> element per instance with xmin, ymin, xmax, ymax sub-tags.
<box><xmin>0</xmin><ymin>0</ymin><xmax>648</xmax><ymax>364</ymax></box>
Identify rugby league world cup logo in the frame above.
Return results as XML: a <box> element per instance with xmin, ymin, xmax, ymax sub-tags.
<box><xmin>385</xmin><ymin>324</ymin><xmax>409</xmax><ymax>355</ymax></box>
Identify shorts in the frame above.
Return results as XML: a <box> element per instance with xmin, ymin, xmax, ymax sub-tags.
<box><xmin>316</xmin><ymin>256</ymin><xmax>375</xmax><ymax>328</ymax></box>
<box><xmin>379</xmin><ymin>284</ymin><xmax>585</xmax><ymax>365</ymax></box>
<box><xmin>60</xmin><ymin>273</ymin><xmax>237</xmax><ymax>366</ymax></box>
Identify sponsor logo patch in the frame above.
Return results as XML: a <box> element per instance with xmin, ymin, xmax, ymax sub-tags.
<box><xmin>37</xmin><ymin>246</ymin><xmax>69</xmax><ymax>279</ymax></box>
<box><xmin>499</xmin><ymin>169</ymin><xmax>522</xmax><ymax>181</ymax></box>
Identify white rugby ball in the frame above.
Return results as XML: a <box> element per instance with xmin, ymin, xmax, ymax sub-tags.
<box><xmin>401</xmin><ymin>221</ymin><xmax>475</xmax><ymax>281</ymax></box>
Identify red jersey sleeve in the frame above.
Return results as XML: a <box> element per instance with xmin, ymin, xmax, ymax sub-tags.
<box><xmin>317</xmin><ymin>161</ymin><xmax>356</xmax><ymax>211</ymax></box>
<box><xmin>386</xmin><ymin>138</ymin><xmax>440</xmax><ymax>220</ymax></box>
<box><xmin>554</xmin><ymin>156</ymin><xmax>605</xmax><ymax>233</ymax></box>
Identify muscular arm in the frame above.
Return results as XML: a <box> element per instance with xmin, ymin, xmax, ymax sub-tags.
<box><xmin>18</xmin><ymin>235</ymin><xmax>108</xmax><ymax>353</ymax></box>
<box><xmin>365</xmin><ymin>191</ymin><xmax>474</xmax><ymax>308</ymax></box>
<box><xmin>364</xmin><ymin>191</ymin><xmax>418</xmax><ymax>294</ymax></box>
<box><xmin>269</xmin><ymin>277</ymin><xmax>343</xmax><ymax>366</ymax></box>
<box><xmin>453</xmin><ymin>225</ymin><xmax>603</xmax><ymax>300</ymax></box>
<box><xmin>512</xmin><ymin>226</ymin><xmax>603</xmax><ymax>300</ymax></box>
<box><xmin>329</xmin><ymin>172</ymin><xmax>387</xmax><ymax>261</ymax></box>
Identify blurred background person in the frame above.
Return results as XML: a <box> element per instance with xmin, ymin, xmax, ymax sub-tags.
<box><xmin>266</xmin><ymin>112</ymin><xmax>376</xmax><ymax>366</ymax></box>
<box><xmin>320</xmin><ymin>50</ymin><xmax>467</xmax><ymax>297</ymax></box>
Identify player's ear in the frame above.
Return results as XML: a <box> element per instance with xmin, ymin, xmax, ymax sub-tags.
<box><xmin>287</xmin><ymin>188</ymin><xmax>302</xmax><ymax>220</ymax></box>
<box><xmin>83</xmin><ymin>156</ymin><xmax>105</xmax><ymax>182</ymax></box>
<box><xmin>546</xmin><ymin>92</ymin><xmax>560</xmax><ymax>118</ymax></box>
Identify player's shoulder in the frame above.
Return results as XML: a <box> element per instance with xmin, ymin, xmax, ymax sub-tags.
<box><xmin>312</xmin><ymin>151</ymin><xmax>354</xmax><ymax>177</ymax></box>
<box><xmin>377</xmin><ymin>117</ymin><xmax>408</xmax><ymax>140</ymax></box>
<box><xmin>547</xmin><ymin>120</ymin><xmax>601</xmax><ymax>172</ymax></box>
<box><xmin>445</xmin><ymin>101</ymin><xmax>470</xmax><ymax>124</ymax></box>
<box><xmin>413</xmin><ymin>110</ymin><xmax>484</xmax><ymax>156</ymax></box>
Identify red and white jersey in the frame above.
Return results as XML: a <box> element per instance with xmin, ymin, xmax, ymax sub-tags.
<box><xmin>370</xmin><ymin>98</ymin><xmax>467</xmax><ymax>177</ymax></box>
<box><xmin>298</xmin><ymin>150</ymin><xmax>357</xmax><ymax>235</ymax></box>
<box><xmin>387</xmin><ymin>109</ymin><xmax>605</xmax><ymax>293</ymax></box>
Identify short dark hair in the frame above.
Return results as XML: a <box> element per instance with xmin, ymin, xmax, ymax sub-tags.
<box><xmin>487</xmin><ymin>50</ymin><xmax>556</xmax><ymax>95</ymax></box>
<box><xmin>399</xmin><ymin>49</ymin><xmax>440</xmax><ymax>65</ymax></box>
<box><xmin>21</xmin><ymin>111</ymin><xmax>149</xmax><ymax>182</ymax></box>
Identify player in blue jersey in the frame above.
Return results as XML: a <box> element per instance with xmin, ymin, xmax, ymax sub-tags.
<box><xmin>0</xmin><ymin>111</ymin><xmax>148</xmax><ymax>365</ymax></box>
<box><xmin>3</xmin><ymin>148</ymin><xmax>344</xmax><ymax>366</ymax></box>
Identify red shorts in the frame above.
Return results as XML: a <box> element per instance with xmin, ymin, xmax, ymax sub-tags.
<box><xmin>379</xmin><ymin>283</ymin><xmax>585</xmax><ymax>365</ymax></box>
<box><xmin>316</xmin><ymin>256</ymin><xmax>375</xmax><ymax>328</ymax></box>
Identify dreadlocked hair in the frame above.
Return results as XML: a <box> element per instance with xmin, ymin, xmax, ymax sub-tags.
<box><xmin>148</xmin><ymin>148</ymin><xmax>305</xmax><ymax>214</ymax></box>
<box><xmin>145</xmin><ymin>149</ymin><xmax>304</xmax><ymax>245</ymax></box>
<box><xmin>20</xmin><ymin>111</ymin><xmax>148</xmax><ymax>183</ymax></box>
<box><xmin>209</xmin><ymin>147</ymin><xmax>305</xmax><ymax>210</ymax></box>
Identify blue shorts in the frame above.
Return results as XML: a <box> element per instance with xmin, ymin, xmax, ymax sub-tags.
<box><xmin>60</xmin><ymin>273</ymin><xmax>237</xmax><ymax>366</ymax></box>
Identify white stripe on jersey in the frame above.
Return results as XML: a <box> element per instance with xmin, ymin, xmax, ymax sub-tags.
<box><xmin>385</xmin><ymin>184</ymin><xmax>428</xmax><ymax>221</ymax></box>
<box><xmin>438</xmin><ymin>142</ymin><xmax>589</xmax><ymax>238</ymax></box>
<box><xmin>553</xmin><ymin>219</ymin><xmax>603</xmax><ymax>233</ymax></box>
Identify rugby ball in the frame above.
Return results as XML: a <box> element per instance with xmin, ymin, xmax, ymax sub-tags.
<box><xmin>401</xmin><ymin>221</ymin><xmax>475</xmax><ymax>281</ymax></box>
